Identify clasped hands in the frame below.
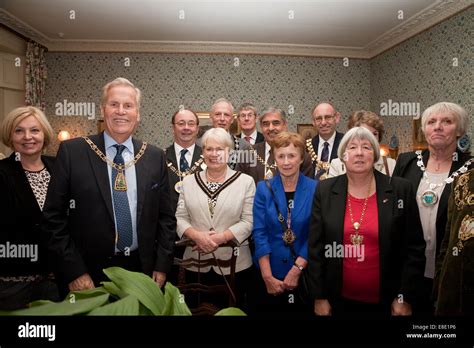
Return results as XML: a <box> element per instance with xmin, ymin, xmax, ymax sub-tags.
<box><xmin>191</xmin><ymin>229</ymin><xmax>227</xmax><ymax>254</ymax></box>
<box><xmin>264</xmin><ymin>267</ymin><xmax>301</xmax><ymax>296</ymax></box>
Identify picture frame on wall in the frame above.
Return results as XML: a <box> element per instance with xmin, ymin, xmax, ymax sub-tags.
<box><xmin>412</xmin><ymin>118</ymin><xmax>428</xmax><ymax>150</ymax></box>
<box><xmin>297</xmin><ymin>124</ymin><xmax>316</xmax><ymax>141</ymax></box>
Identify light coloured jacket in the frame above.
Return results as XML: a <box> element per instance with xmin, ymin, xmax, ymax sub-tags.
<box><xmin>176</xmin><ymin>168</ymin><xmax>255</xmax><ymax>275</ymax></box>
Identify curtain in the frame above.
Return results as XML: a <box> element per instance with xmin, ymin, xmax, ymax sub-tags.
<box><xmin>25</xmin><ymin>41</ymin><xmax>47</xmax><ymax>110</ymax></box>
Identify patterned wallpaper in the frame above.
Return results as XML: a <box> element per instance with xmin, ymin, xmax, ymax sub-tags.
<box><xmin>371</xmin><ymin>6</ymin><xmax>473</xmax><ymax>153</ymax></box>
<box><xmin>44</xmin><ymin>7</ymin><xmax>471</xmax><ymax>155</ymax></box>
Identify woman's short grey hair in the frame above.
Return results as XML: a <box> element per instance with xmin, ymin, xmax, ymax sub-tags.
<box><xmin>201</xmin><ymin>127</ymin><xmax>233</xmax><ymax>149</ymax></box>
<box><xmin>338</xmin><ymin>126</ymin><xmax>381</xmax><ymax>163</ymax></box>
<box><xmin>421</xmin><ymin>102</ymin><xmax>468</xmax><ymax>137</ymax></box>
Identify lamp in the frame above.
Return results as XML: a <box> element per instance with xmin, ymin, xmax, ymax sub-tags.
<box><xmin>57</xmin><ymin>130</ymin><xmax>71</xmax><ymax>142</ymax></box>
<box><xmin>380</xmin><ymin>144</ymin><xmax>389</xmax><ymax>157</ymax></box>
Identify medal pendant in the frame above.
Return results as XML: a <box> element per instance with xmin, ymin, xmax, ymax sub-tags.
<box><xmin>265</xmin><ymin>168</ymin><xmax>274</xmax><ymax>179</ymax></box>
<box><xmin>175</xmin><ymin>181</ymin><xmax>184</xmax><ymax>194</ymax></box>
<box><xmin>421</xmin><ymin>190</ymin><xmax>438</xmax><ymax>206</ymax></box>
<box><xmin>350</xmin><ymin>233</ymin><xmax>363</xmax><ymax>245</ymax></box>
<box><xmin>353</xmin><ymin>222</ymin><xmax>360</xmax><ymax>230</ymax></box>
<box><xmin>114</xmin><ymin>171</ymin><xmax>127</xmax><ymax>191</ymax></box>
<box><xmin>282</xmin><ymin>228</ymin><xmax>296</xmax><ymax>244</ymax></box>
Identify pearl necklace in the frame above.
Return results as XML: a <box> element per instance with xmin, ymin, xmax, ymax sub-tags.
<box><xmin>416</xmin><ymin>150</ymin><xmax>473</xmax><ymax>206</ymax></box>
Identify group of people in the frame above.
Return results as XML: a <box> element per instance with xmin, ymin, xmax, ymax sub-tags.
<box><xmin>0</xmin><ymin>77</ymin><xmax>472</xmax><ymax>317</ymax></box>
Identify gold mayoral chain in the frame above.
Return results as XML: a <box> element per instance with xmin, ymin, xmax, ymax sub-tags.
<box><xmin>251</xmin><ymin>145</ymin><xmax>277</xmax><ymax>179</ymax></box>
<box><xmin>347</xmin><ymin>183</ymin><xmax>372</xmax><ymax>246</ymax></box>
<box><xmin>306</xmin><ymin>138</ymin><xmax>330</xmax><ymax>180</ymax></box>
<box><xmin>416</xmin><ymin>150</ymin><xmax>473</xmax><ymax>206</ymax></box>
<box><xmin>83</xmin><ymin>137</ymin><xmax>147</xmax><ymax>191</ymax></box>
<box><xmin>166</xmin><ymin>154</ymin><xmax>205</xmax><ymax>194</ymax></box>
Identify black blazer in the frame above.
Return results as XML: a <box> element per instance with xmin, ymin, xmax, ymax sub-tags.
<box><xmin>311</xmin><ymin>131</ymin><xmax>344</xmax><ymax>162</ymax></box>
<box><xmin>392</xmin><ymin>150</ymin><xmax>473</xmax><ymax>256</ymax></box>
<box><xmin>307</xmin><ymin>170</ymin><xmax>426</xmax><ymax>306</ymax></box>
<box><xmin>236</xmin><ymin>131</ymin><xmax>265</xmax><ymax>144</ymax></box>
<box><xmin>0</xmin><ymin>153</ymin><xmax>55</xmax><ymax>276</ymax></box>
<box><xmin>42</xmin><ymin>133</ymin><xmax>176</xmax><ymax>284</ymax></box>
<box><xmin>165</xmin><ymin>143</ymin><xmax>203</xmax><ymax>209</ymax></box>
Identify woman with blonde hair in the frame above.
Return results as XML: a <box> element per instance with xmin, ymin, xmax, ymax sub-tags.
<box><xmin>0</xmin><ymin>106</ymin><xmax>59</xmax><ymax>309</ymax></box>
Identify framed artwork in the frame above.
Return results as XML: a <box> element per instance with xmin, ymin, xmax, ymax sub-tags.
<box><xmin>297</xmin><ymin>124</ymin><xmax>316</xmax><ymax>140</ymax></box>
<box><xmin>412</xmin><ymin>118</ymin><xmax>428</xmax><ymax>150</ymax></box>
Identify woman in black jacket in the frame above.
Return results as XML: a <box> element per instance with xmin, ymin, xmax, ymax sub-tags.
<box><xmin>0</xmin><ymin>106</ymin><xmax>59</xmax><ymax>309</ymax></box>
<box><xmin>393</xmin><ymin>102</ymin><xmax>472</xmax><ymax>313</ymax></box>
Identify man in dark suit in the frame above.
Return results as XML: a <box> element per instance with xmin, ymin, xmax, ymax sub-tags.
<box><xmin>237</xmin><ymin>107</ymin><xmax>314</xmax><ymax>184</ymax></box>
<box><xmin>306</xmin><ymin>102</ymin><xmax>344</xmax><ymax>180</ymax></box>
<box><xmin>42</xmin><ymin>77</ymin><xmax>176</xmax><ymax>291</ymax></box>
<box><xmin>235</xmin><ymin>102</ymin><xmax>264</xmax><ymax>145</ymax></box>
<box><xmin>165</xmin><ymin>108</ymin><xmax>203</xmax><ymax>209</ymax></box>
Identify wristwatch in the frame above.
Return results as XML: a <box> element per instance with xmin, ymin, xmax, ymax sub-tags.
<box><xmin>294</xmin><ymin>262</ymin><xmax>304</xmax><ymax>271</ymax></box>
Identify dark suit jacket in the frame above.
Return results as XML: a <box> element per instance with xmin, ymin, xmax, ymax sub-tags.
<box><xmin>0</xmin><ymin>153</ymin><xmax>55</xmax><ymax>276</ymax></box>
<box><xmin>307</xmin><ymin>170</ymin><xmax>426</xmax><ymax>306</ymax></box>
<box><xmin>236</xmin><ymin>141</ymin><xmax>315</xmax><ymax>184</ymax></box>
<box><xmin>42</xmin><ymin>133</ymin><xmax>176</xmax><ymax>285</ymax></box>
<box><xmin>311</xmin><ymin>131</ymin><xmax>344</xmax><ymax>162</ymax></box>
<box><xmin>165</xmin><ymin>143</ymin><xmax>203</xmax><ymax>210</ymax></box>
<box><xmin>392</xmin><ymin>150</ymin><xmax>473</xmax><ymax>256</ymax></box>
<box><xmin>236</xmin><ymin>131</ymin><xmax>265</xmax><ymax>144</ymax></box>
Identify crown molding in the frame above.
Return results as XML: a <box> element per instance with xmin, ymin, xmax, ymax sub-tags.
<box><xmin>1</xmin><ymin>1</ymin><xmax>471</xmax><ymax>59</ymax></box>
<box><xmin>45</xmin><ymin>40</ymin><xmax>370</xmax><ymax>58</ymax></box>
<box><xmin>366</xmin><ymin>0</ymin><xmax>473</xmax><ymax>57</ymax></box>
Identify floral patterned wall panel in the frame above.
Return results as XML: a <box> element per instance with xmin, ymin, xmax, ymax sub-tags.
<box><xmin>371</xmin><ymin>7</ymin><xmax>473</xmax><ymax>154</ymax></box>
<box><xmin>44</xmin><ymin>53</ymin><xmax>370</xmax><ymax>154</ymax></box>
<box><xmin>44</xmin><ymin>7</ymin><xmax>471</xmax><ymax>155</ymax></box>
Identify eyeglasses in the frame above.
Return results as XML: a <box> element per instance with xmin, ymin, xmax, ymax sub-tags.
<box><xmin>313</xmin><ymin>114</ymin><xmax>335</xmax><ymax>123</ymax></box>
<box><xmin>239</xmin><ymin>113</ymin><xmax>256</xmax><ymax>119</ymax></box>
<box><xmin>174</xmin><ymin>121</ymin><xmax>198</xmax><ymax>127</ymax></box>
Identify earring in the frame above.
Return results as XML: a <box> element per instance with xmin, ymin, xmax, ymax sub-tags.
<box><xmin>457</xmin><ymin>134</ymin><xmax>471</xmax><ymax>153</ymax></box>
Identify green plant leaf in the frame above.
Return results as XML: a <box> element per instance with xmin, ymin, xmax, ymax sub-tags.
<box><xmin>138</xmin><ymin>303</ymin><xmax>154</xmax><ymax>316</ymax></box>
<box><xmin>88</xmin><ymin>295</ymin><xmax>139</xmax><ymax>315</ymax></box>
<box><xmin>103</xmin><ymin>267</ymin><xmax>165</xmax><ymax>315</ymax></box>
<box><xmin>214</xmin><ymin>307</ymin><xmax>247</xmax><ymax>316</ymax></box>
<box><xmin>102</xmin><ymin>281</ymin><xmax>129</xmax><ymax>299</ymax></box>
<box><xmin>162</xmin><ymin>282</ymin><xmax>191</xmax><ymax>316</ymax></box>
<box><xmin>3</xmin><ymin>293</ymin><xmax>109</xmax><ymax>315</ymax></box>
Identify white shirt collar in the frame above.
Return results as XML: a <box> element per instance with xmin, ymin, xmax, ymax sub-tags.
<box><xmin>174</xmin><ymin>142</ymin><xmax>195</xmax><ymax>155</ymax></box>
<box><xmin>318</xmin><ymin>132</ymin><xmax>336</xmax><ymax>149</ymax></box>
<box><xmin>241</xmin><ymin>129</ymin><xmax>257</xmax><ymax>141</ymax></box>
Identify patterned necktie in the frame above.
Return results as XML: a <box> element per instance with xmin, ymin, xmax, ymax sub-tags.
<box><xmin>244</xmin><ymin>136</ymin><xmax>252</xmax><ymax>143</ymax></box>
<box><xmin>180</xmin><ymin>148</ymin><xmax>189</xmax><ymax>172</ymax></box>
<box><xmin>320</xmin><ymin>142</ymin><xmax>330</xmax><ymax>162</ymax></box>
<box><xmin>112</xmin><ymin>144</ymin><xmax>133</xmax><ymax>252</ymax></box>
<box><xmin>315</xmin><ymin>142</ymin><xmax>330</xmax><ymax>180</ymax></box>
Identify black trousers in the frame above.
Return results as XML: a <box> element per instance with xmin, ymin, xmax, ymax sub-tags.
<box><xmin>89</xmin><ymin>250</ymin><xmax>142</xmax><ymax>286</ymax></box>
<box><xmin>0</xmin><ymin>278</ymin><xmax>60</xmax><ymax>310</ymax></box>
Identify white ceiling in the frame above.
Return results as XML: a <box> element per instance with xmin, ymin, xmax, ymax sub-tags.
<box><xmin>0</xmin><ymin>0</ymin><xmax>471</xmax><ymax>58</ymax></box>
